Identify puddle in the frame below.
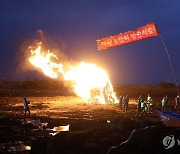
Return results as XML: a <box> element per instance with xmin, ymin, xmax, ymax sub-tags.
<box><xmin>10</xmin><ymin>144</ymin><xmax>31</xmax><ymax>152</ymax></box>
<box><xmin>0</xmin><ymin>141</ymin><xmax>31</xmax><ymax>152</ymax></box>
<box><xmin>21</xmin><ymin>119</ymin><xmax>70</xmax><ymax>136</ymax></box>
<box><xmin>47</xmin><ymin>124</ymin><xmax>70</xmax><ymax>136</ymax></box>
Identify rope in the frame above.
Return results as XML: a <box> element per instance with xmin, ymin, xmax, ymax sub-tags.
<box><xmin>159</xmin><ymin>32</ymin><xmax>179</xmax><ymax>96</ymax></box>
<box><xmin>150</xmin><ymin>11</ymin><xmax>179</xmax><ymax>95</ymax></box>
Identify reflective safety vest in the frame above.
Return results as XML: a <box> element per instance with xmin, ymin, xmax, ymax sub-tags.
<box><xmin>141</xmin><ymin>101</ymin><xmax>145</xmax><ymax>108</ymax></box>
<box><xmin>162</xmin><ymin>99</ymin><xmax>166</xmax><ymax>107</ymax></box>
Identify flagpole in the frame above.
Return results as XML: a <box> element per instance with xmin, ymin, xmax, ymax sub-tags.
<box><xmin>158</xmin><ymin>32</ymin><xmax>179</xmax><ymax>96</ymax></box>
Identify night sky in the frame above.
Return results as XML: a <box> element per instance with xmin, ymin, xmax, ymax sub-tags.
<box><xmin>0</xmin><ymin>0</ymin><xmax>180</xmax><ymax>85</ymax></box>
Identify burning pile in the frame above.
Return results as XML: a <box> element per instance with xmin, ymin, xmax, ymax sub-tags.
<box><xmin>29</xmin><ymin>43</ymin><xmax>118</xmax><ymax>104</ymax></box>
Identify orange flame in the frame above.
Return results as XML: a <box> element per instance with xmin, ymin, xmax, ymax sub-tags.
<box><xmin>29</xmin><ymin>44</ymin><xmax>118</xmax><ymax>104</ymax></box>
<box><xmin>29</xmin><ymin>45</ymin><xmax>64</xmax><ymax>78</ymax></box>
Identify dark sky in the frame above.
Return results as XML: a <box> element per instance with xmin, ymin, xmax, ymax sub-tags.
<box><xmin>0</xmin><ymin>0</ymin><xmax>180</xmax><ymax>85</ymax></box>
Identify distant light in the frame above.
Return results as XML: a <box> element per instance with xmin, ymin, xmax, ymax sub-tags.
<box><xmin>107</xmin><ymin>120</ymin><xmax>110</xmax><ymax>123</ymax></box>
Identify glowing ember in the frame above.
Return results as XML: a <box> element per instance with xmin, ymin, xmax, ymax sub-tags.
<box><xmin>29</xmin><ymin>43</ymin><xmax>118</xmax><ymax>104</ymax></box>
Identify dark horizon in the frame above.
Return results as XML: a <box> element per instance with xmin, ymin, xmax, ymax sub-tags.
<box><xmin>0</xmin><ymin>79</ymin><xmax>178</xmax><ymax>87</ymax></box>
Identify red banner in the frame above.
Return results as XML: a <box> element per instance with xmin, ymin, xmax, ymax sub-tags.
<box><xmin>97</xmin><ymin>23</ymin><xmax>159</xmax><ymax>50</ymax></box>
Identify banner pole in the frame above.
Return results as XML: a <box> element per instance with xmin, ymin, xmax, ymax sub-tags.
<box><xmin>159</xmin><ymin>32</ymin><xmax>179</xmax><ymax>96</ymax></box>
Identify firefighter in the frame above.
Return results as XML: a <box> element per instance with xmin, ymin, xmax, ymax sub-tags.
<box><xmin>23</xmin><ymin>97</ymin><xmax>30</xmax><ymax>118</ymax></box>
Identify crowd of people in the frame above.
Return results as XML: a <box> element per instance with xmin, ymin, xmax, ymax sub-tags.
<box><xmin>136</xmin><ymin>94</ymin><xmax>154</xmax><ymax>116</ymax></box>
<box><xmin>22</xmin><ymin>94</ymin><xmax>179</xmax><ymax>118</ymax></box>
<box><xmin>118</xmin><ymin>94</ymin><xmax>180</xmax><ymax>116</ymax></box>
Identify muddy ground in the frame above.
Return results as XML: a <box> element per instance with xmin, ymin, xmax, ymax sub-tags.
<box><xmin>0</xmin><ymin>96</ymin><xmax>180</xmax><ymax>154</ymax></box>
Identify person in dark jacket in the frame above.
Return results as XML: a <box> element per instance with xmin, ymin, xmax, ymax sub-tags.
<box><xmin>23</xmin><ymin>97</ymin><xmax>30</xmax><ymax>118</ymax></box>
<box><xmin>119</xmin><ymin>96</ymin><xmax>123</xmax><ymax>110</ymax></box>
<box><xmin>123</xmin><ymin>95</ymin><xmax>129</xmax><ymax>112</ymax></box>
<box><xmin>136</xmin><ymin>95</ymin><xmax>142</xmax><ymax>116</ymax></box>
<box><xmin>122</xmin><ymin>96</ymin><xmax>126</xmax><ymax>112</ymax></box>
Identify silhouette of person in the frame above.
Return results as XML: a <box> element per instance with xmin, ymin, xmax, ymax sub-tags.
<box><xmin>23</xmin><ymin>97</ymin><xmax>30</xmax><ymax>118</ymax></box>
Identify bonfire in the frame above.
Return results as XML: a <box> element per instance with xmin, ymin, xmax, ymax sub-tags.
<box><xmin>29</xmin><ymin>42</ymin><xmax>118</xmax><ymax>104</ymax></box>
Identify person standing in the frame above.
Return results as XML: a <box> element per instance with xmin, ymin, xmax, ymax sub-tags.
<box><xmin>124</xmin><ymin>95</ymin><xmax>129</xmax><ymax>112</ymax></box>
<box><xmin>161</xmin><ymin>97</ymin><xmax>167</xmax><ymax>110</ymax></box>
<box><xmin>175</xmin><ymin>95</ymin><xmax>180</xmax><ymax>109</ymax></box>
<box><xmin>147</xmin><ymin>94</ymin><xmax>152</xmax><ymax>113</ymax></box>
<box><xmin>141</xmin><ymin>99</ymin><xmax>146</xmax><ymax>113</ymax></box>
<box><xmin>23</xmin><ymin>97</ymin><xmax>30</xmax><ymax>118</ymax></box>
<box><xmin>119</xmin><ymin>96</ymin><xmax>123</xmax><ymax>110</ymax></box>
<box><xmin>122</xmin><ymin>96</ymin><xmax>126</xmax><ymax>112</ymax></box>
<box><xmin>137</xmin><ymin>95</ymin><xmax>142</xmax><ymax>116</ymax></box>
<box><xmin>165</xmin><ymin>95</ymin><xmax>168</xmax><ymax>104</ymax></box>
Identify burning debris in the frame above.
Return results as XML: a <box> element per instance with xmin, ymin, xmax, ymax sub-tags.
<box><xmin>28</xmin><ymin>42</ymin><xmax>118</xmax><ymax>104</ymax></box>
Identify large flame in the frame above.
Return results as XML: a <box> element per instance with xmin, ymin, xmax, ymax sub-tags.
<box><xmin>29</xmin><ymin>44</ymin><xmax>118</xmax><ymax>104</ymax></box>
<box><xmin>29</xmin><ymin>45</ymin><xmax>64</xmax><ymax>78</ymax></box>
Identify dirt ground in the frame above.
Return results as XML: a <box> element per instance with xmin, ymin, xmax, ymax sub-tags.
<box><xmin>0</xmin><ymin>96</ymin><xmax>179</xmax><ymax>154</ymax></box>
